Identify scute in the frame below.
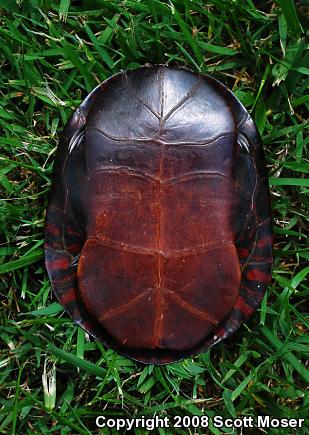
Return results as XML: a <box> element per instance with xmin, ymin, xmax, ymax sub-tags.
<box><xmin>86</xmin><ymin>67</ymin><xmax>235</xmax><ymax>144</ymax></box>
<box><xmin>45</xmin><ymin>65</ymin><xmax>272</xmax><ymax>364</ymax></box>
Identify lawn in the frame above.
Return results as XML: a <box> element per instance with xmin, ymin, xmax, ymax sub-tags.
<box><xmin>0</xmin><ymin>0</ymin><xmax>308</xmax><ymax>434</ymax></box>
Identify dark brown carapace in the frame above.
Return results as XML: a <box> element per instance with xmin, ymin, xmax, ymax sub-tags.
<box><xmin>45</xmin><ymin>66</ymin><xmax>272</xmax><ymax>364</ymax></box>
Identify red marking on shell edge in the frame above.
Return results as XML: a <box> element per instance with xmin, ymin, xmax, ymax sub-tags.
<box><xmin>257</xmin><ymin>237</ymin><xmax>272</xmax><ymax>248</ymax></box>
<box><xmin>46</xmin><ymin>223</ymin><xmax>60</xmax><ymax>236</ymax></box>
<box><xmin>67</xmin><ymin>228</ymin><xmax>81</xmax><ymax>237</ymax></box>
<box><xmin>247</xmin><ymin>269</ymin><xmax>270</xmax><ymax>283</ymax></box>
<box><xmin>248</xmin><ymin>255</ymin><xmax>272</xmax><ymax>264</ymax></box>
<box><xmin>237</xmin><ymin>248</ymin><xmax>249</xmax><ymax>259</ymax></box>
<box><xmin>66</xmin><ymin>243</ymin><xmax>82</xmax><ymax>253</ymax></box>
<box><xmin>234</xmin><ymin>296</ymin><xmax>253</xmax><ymax>318</ymax></box>
<box><xmin>59</xmin><ymin>287</ymin><xmax>76</xmax><ymax>305</ymax></box>
<box><xmin>46</xmin><ymin>257</ymin><xmax>70</xmax><ymax>271</ymax></box>
<box><xmin>53</xmin><ymin>271</ymin><xmax>76</xmax><ymax>286</ymax></box>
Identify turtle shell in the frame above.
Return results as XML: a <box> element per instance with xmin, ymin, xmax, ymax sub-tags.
<box><xmin>45</xmin><ymin>66</ymin><xmax>272</xmax><ymax>364</ymax></box>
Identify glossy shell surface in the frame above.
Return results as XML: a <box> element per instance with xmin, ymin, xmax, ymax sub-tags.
<box><xmin>45</xmin><ymin>66</ymin><xmax>272</xmax><ymax>364</ymax></box>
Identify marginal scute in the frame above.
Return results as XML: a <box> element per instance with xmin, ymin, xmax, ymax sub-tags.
<box><xmin>45</xmin><ymin>65</ymin><xmax>272</xmax><ymax>364</ymax></box>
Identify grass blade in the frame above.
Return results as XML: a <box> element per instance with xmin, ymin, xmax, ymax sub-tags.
<box><xmin>260</xmin><ymin>326</ymin><xmax>309</xmax><ymax>383</ymax></box>
<box><xmin>47</xmin><ymin>344</ymin><xmax>107</xmax><ymax>379</ymax></box>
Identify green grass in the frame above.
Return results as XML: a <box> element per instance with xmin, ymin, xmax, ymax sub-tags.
<box><xmin>0</xmin><ymin>0</ymin><xmax>308</xmax><ymax>434</ymax></box>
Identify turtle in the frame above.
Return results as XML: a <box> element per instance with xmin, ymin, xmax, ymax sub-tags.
<box><xmin>45</xmin><ymin>65</ymin><xmax>272</xmax><ymax>364</ymax></box>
